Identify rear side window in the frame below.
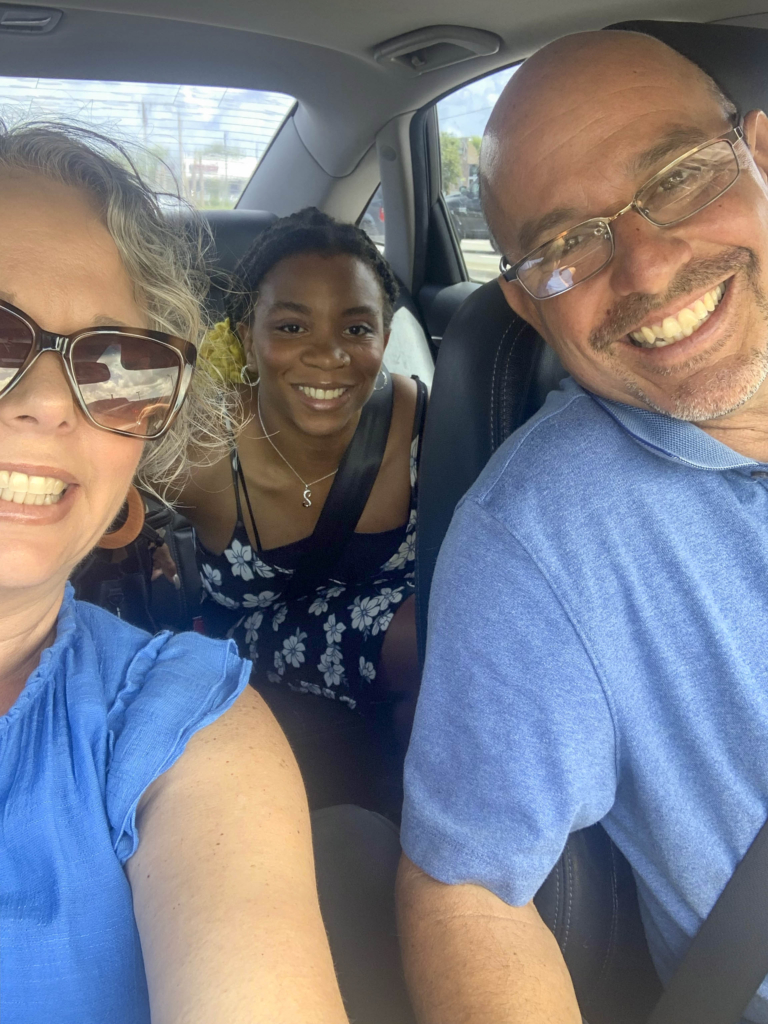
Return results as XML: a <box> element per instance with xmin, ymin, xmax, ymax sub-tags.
<box><xmin>0</xmin><ymin>77</ymin><xmax>295</xmax><ymax>210</ymax></box>
<box><xmin>436</xmin><ymin>65</ymin><xmax>517</xmax><ymax>282</ymax></box>
<box><xmin>359</xmin><ymin>184</ymin><xmax>385</xmax><ymax>251</ymax></box>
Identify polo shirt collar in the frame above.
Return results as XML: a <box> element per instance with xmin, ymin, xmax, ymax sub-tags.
<box><xmin>584</xmin><ymin>385</ymin><xmax>761</xmax><ymax>472</ymax></box>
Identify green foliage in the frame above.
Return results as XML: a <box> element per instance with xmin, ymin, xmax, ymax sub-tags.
<box><xmin>440</xmin><ymin>131</ymin><xmax>462</xmax><ymax>193</ymax></box>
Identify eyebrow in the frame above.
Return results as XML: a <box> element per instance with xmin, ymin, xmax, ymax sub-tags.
<box><xmin>267</xmin><ymin>301</ymin><xmax>380</xmax><ymax>319</ymax></box>
<box><xmin>517</xmin><ymin>206</ymin><xmax>582</xmax><ymax>258</ymax></box>
<box><xmin>515</xmin><ymin>124</ymin><xmax>719</xmax><ymax>258</ymax></box>
<box><xmin>627</xmin><ymin>124</ymin><xmax>713</xmax><ymax>178</ymax></box>
<box><xmin>268</xmin><ymin>300</ymin><xmax>312</xmax><ymax>315</ymax></box>
<box><xmin>90</xmin><ymin>314</ymin><xmax>134</xmax><ymax>328</ymax></box>
<box><xmin>0</xmin><ymin>293</ymin><xmax>134</xmax><ymax>330</ymax></box>
<box><xmin>341</xmin><ymin>305</ymin><xmax>379</xmax><ymax>318</ymax></box>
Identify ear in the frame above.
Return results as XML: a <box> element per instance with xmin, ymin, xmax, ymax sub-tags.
<box><xmin>743</xmin><ymin>110</ymin><xmax>768</xmax><ymax>185</ymax></box>
<box><xmin>497</xmin><ymin>274</ymin><xmax>546</xmax><ymax>336</ymax></box>
<box><xmin>382</xmin><ymin>329</ymin><xmax>391</xmax><ymax>352</ymax></box>
<box><xmin>236</xmin><ymin>320</ymin><xmax>257</xmax><ymax>367</ymax></box>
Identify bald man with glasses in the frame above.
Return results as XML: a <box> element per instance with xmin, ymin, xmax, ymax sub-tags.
<box><xmin>397</xmin><ymin>30</ymin><xmax>768</xmax><ymax>1024</ymax></box>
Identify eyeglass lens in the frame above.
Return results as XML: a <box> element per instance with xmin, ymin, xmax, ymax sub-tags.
<box><xmin>519</xmin><ymin>139</ymin><xmax>739</xmax><ymax>299</ymax></box>
<box><xmin>72</xmin><ymin>335</ymin><xmax>181</xmax><ymax>437</ymax></box>
<box><xmin>0</xmin><ymin>306</ymin><xmax>32</xmax><ymax>390</ymax></box>
<box><xmin>0</xmin><ymin>305</ymin><xmax>181</xmax><ymax>438</ymax></box>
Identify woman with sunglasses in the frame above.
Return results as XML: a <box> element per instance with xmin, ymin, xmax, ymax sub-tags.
<box><xmin>0</xmin><ymin>123</ymin><xmax>348</xmax><ymax>1024</ymax></box>
<box><xmin>181</xmin><ymin>209</ymin><xmax>426</xmax><ymax>814</ymax></box>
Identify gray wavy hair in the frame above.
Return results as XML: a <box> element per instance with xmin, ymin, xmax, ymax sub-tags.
<box><xmin>0</xmin><ymin>119</ymin><xmax>236</xmax><ymax>498</ymax></box>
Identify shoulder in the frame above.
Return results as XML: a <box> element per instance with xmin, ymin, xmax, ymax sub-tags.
<box><xmin>70</xmin><ymin>599</ymin><xmax>248</xmax><ymax>722</ymax></box>
<box><xmin>392</xmin><ymin>372</ymin><xmax>418</xmax><ymax>418</ymax></box>
<box><xmin>71</xmin><ymin>598</ymin><xmax>153</xmax><ymax>698</ymax></box>
<box><xmin>467</xmin><ymin>379</ymin><xmax>648</xmax><ymax>529</ymax></box>
<box><xmin>103</xmin><ymin>626</ymin><xmax>251</xmax><ymax>862</ymax></box>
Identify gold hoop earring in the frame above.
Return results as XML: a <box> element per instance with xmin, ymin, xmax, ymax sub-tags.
<box><xmin>97</xmin><ymin>485</ymin><xmax>145</xmax><ymax>550</ymax></box>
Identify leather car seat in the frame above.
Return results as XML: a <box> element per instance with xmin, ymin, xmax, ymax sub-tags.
<box><xmin>414</xmin><ymin>280</ymin><xmax>662</xmax><ymax>1024</ymax></box>
<box><xmin>179</xmin><ymin>209</ymin><xmax>278</xmax><ymax>319</ymax></box>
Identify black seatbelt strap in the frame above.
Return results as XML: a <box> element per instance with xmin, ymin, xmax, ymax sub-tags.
<box><xmin>281</xmin><ymin>372</ymin><xmax>394</xmax><ymax>602</ymax></box>
<box><xmin>647</xmin><ymin>814</ymin><xmax>768</xmax><ymax>1024</ymax></box>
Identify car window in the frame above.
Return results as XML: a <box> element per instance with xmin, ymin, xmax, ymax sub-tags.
<box><xmin>0</xmin><ymin>76</ymin><xmax>295</xmax><ymax>210</ymax></box>
<box><xmin>436</xmin><ymin>65</ymin><xmax>517</xmax><ymax>282</ymax></box>
<box><xmin>359</xmin><ymin>184</ymin><xmax>385</xmax><ymax>251</ymax></box>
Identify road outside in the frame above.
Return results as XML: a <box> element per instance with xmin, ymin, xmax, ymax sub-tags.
<box><xmin>461</xmin><ymin>238</ymin><xmax>500</xmax><ymax>283</ymax></box>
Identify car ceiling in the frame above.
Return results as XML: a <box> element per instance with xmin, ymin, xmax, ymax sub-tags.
<box><xmin>1</xmin><ymin>0</ymin><xmax>767</xmax><ymax>179</ymax></box>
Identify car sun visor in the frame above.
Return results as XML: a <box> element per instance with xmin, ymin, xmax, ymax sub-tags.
<box><xmin>608</xmin><ymin>20</ymin><xmax>768</xmax><ymax>119</ymax></box>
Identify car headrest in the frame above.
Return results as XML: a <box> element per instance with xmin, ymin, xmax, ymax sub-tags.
<box><xmin>610</xmin><ymin>20</ymin><xmax>768</xmax><ymax>117</ymax></box>
<box><xmin>198</xmin><ymin>209</ymin><xmax>278</xmax><ymax>277</ymax></box>
<box><xmin>175</xmin><ymin>209</ymin><xmax>277</xmax><ymax>320</ymax></box>
<box><xmin>415</xmin><ymin>280</ymin><xmax>565</xmax><ymax>661</ymax></box>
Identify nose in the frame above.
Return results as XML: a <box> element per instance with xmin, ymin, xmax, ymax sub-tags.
<box><xmin>0</xmin><ymin>352</ymin><xmax>79</xmax><ymax>435</ymax></box>
<box><xmin>302</xmin><ymin>332</ymin><xmax>350</xmax><ymax>370</ymax></box>
<box><xmin>607</xmin><ymin>210</ymin><xmax>693</xmax><ymax>297</ymax></box>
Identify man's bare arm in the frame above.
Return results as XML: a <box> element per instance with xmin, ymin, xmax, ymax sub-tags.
<box><xmin>396</xmin><ymin>855</ymin><xmax>581</xmax><ymax>1024</ymax></box>
<box><xmin>126</xmin><ymin>687</ymin><xmax>348</xmax><ymax>1024</ymax></box>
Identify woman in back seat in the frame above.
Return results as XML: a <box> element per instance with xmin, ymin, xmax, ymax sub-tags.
<box><xmin>181</xmin><ymin>208</ymin><xmax>425</xmax><ymax>812</ymax></box>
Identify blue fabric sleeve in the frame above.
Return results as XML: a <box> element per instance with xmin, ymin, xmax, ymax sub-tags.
<box><xmin>105</xmin><ymin>631</ymin><xmax>251</xmax><ymax>864</ymax></box>
<box><xmin>401</xmin><ymin>498</ymin><xmax>618</xmax><ymax>905</ymax></box>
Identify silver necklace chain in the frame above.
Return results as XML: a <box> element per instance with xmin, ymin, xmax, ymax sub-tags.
<box><xmin>257</xmin><ymin>392</ymin><xmax>337</xmax><ymax>508</ymax></box>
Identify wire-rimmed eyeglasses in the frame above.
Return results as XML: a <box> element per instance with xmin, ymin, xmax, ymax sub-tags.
<box><xmin>499</xmin><ymin>124</ymin><xmax>744</xmax><ymax>301</ymax></box>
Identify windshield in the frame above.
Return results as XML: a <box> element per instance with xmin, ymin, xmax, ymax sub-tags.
<box><xmin>0</xmin><ymin>77</ymin><xmax>296</xmax><ymax>209</ymax></box>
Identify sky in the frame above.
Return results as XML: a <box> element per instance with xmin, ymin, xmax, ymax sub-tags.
<box><xmin>0</xmin><ymin>76</ymin><xmax>295</xmax><ymax>201</ymax></box>
<box><xmin>437</xmin><ymin>63</ymin><xmax>517</xmax><ymax>139</ymax></box>
<box><xmin>0</xmin><ymin>65</ymin><xmax>518</xmax><ymax>209</ymax></box>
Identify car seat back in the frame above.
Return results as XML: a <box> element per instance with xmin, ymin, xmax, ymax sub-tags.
<box><xmin>177</xmin><ymin>208</ymin><xmax>278</xmax><ymax>321</ymax></box>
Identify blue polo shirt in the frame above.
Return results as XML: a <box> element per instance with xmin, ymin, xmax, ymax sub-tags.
<box><xmin>402</xmin><ymin>377</ymin><xmax>768</xmax><ymax>1023</ymax></box>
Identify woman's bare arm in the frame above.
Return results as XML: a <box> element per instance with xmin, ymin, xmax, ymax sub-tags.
<box><xmin>396</xmin><ymin>855</ymin><xmax>581</xmax><ymax>1024</ymax></box>
<box><xmin>126</xmin><ymin>686</ymin><xmax>349</xmax><ymax>1024</ymax></box>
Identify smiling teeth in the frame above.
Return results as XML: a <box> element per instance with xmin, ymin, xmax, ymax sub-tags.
<box><xmin>0</xmin><ymin>471</ymin><xmax>66</xmax><ymax>506</ymax></box>
<box><xmin>630</xmin><ymin>283</ymin><xmax>726</xmax><ymax>347</ymax></box>
<box><xmin>298</xmin><ymin>386</ymin><xmax>346</xmax><ymax>400</ymax></box>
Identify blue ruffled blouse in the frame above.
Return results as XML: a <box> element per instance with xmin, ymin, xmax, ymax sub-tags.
<box><xmin>0</xmin><ymin>584</ymin><xmax>250</xmax><ymax>1024</ymax></box>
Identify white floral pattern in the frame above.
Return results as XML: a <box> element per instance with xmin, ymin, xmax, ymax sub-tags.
<box><xmin>282</xmin><ymin>629</ymin><xmax>307</xmax><ymax>668</ymax></box>
<box><xmin>244</xmin><ymin>610</ymin><xmax>263</xmax><ymax>645</ymax></box>
<box><xmin>253</xmin><ymin>556</ymin><xmax>276</xmax><ymax>579</ymax></box>
<box><xmin>409</xmin><ymin>434</ymin><xmax>419</xmax><ymax>488</ymax></box>
<box><xmin>224</xmin><ymin>539</ymin><xmax>254</xmax><ymax>581</ymax></box>
<box><xmin>318</xmin><ymin>651</ymin><xmax>345</xmax><ymax>687</ymax></box>
<box><xmin>359</xmin><ymin>657</ymin><xmax>377</xmax><ymax>682</ymax></box>
<box><xmin>200</xmin><ymin>563</ymin><xmax>222</xmax><ymax>594</ymax></box>
<box><xmin>196</xmin><ymin>378</ymin><xmax>427</xmax><ymax>711</ymax></box>
<box><xmin>243</xmin><ymin>590</ymin><xmax>278</xmax><ymax>608</ymax></box>
<box><xmin>272</xmin><ymin>603</ymin><xmax>287</xmax><ymax>631</ymax></box>
<box><xmin>323</xmin><ymin>613</ymin><xmax>345</xmax><ymax>645</ymax></box>
<box><xmin>379</xmin><ymin>531</ymin><xmax>415</xmax><ymax>572</ymax></box>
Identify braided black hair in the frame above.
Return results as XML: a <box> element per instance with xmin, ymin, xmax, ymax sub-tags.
<box><xmin>229</xmin><ymin>206</ymin><xmax>399</xmax><ymax>331</ymax></box>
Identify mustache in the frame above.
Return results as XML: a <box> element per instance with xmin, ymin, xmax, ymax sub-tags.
<box><xmin>588</xmin><ymin>248</ymin><xmax>759</xmax><ymax>352</ymax></box>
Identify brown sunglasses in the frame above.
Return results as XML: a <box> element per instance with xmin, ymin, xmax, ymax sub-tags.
<box><xmin>0</xmin><ymin>300</ymin><xmax>196</xmax><ymax>439</ymax></box>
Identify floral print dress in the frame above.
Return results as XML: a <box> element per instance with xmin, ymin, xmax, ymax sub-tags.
<box><xmin>198</xmin><ymin>379</ymin><xmax>427</xmax><ymax>713</ymax></box>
